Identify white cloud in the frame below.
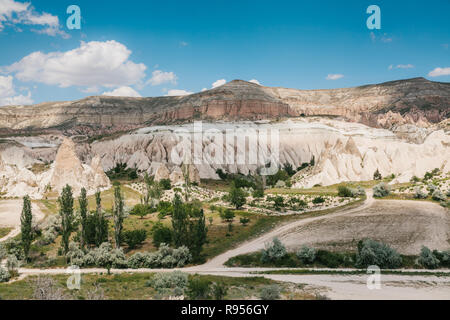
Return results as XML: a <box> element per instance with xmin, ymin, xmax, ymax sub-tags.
<box><xmin>0</xmin><ymin>75</ymin><xmax>33</xmax><ymax>106</ymax></box>
<box><xmin>326</xmin><ymin>74</ymin><xmax>344</xmax><ymax>80</ymax></box>
<box><xmin>147</xmin><ymin>70</ymin><xmax>177</xmax><ymax>86</ymax></box>
<box><xmin>249</xmin><ymin>79</ymin><xmax>261</xmax><ymax>85</ymax></box>
<box><xmin>212</xmin><ymin>79</ymin><xmax>226</xmax><ymax>88</ymax></box>
<box><xmin>428</xmin><ymin>67</ymin><xmax>450</xmax><ymax>77</ymax></box>
<box><xmin>166</xmin><ymin>89</ymin><xmax>193</xmax><ymax>97</ymax></box>
<box><xmin>5</xmin><ymin>40</ymin><xmax>147</xmax><ymax>89</ymax></box>
<box><xmin>0</xmin><ymin>0</ymin><xmax>68</xmax><ymax>37</ymax></box>
<box><xmin>179</xmin><ymin>41</ymin><xmax>188</xmax><ymax>47</ymax></box>
<box><xmin>102</xmin><ymin>86</ymin><xmax>142</xmax><ymax>97</ymax></box>
<box><xmin>201</xmin><ymin>88</ymin><xmax>208</xmax><ymax>92</ymax></box>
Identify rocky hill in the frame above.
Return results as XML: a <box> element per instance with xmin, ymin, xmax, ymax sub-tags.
<box><xmin>0</xmin><ymin>78</ymin><xmax>448</xmax><ymax>137</ymax></box>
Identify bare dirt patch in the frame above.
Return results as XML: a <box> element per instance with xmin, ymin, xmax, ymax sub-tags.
<box><xmin>280</xmin><ymin>200</ymin><xmax>450</xmax><ymax>255</ymax></box>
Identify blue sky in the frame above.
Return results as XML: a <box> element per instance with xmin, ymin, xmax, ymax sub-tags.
<box><xmin>0</xmin><ymin>0</ymin><xmax>448</xmax><ymax>105</ymax></box>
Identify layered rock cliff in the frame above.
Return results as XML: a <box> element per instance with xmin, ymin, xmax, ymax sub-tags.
<box><xmin>0</xmin><ymin>78</ymin><xmax>448</xmax><ymax>137</ymax></box>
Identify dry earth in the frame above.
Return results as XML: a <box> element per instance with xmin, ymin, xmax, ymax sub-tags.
<box><xmin>0</xmin><ymin>200</ymin><xmax>45</xmax><ymax>242</ymax></box>
<box><xmin>280</xmin><ymin>199</ymin><xmax>450</xmax><ymax>255</ymax></box>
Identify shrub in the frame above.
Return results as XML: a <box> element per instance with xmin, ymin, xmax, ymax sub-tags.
<box><xmin>432</xmin><ymin>190</ymin><xmax>446</xmax><ymax>202</ymax></box>
<box><xmin>356</xmin><ymin>239</ymin><xmax>402</xmax><ymax>269</ymax></box>
<box><xmin>240</xmin><ymin>217</ymin><xmax>250</xmax><ymax>226</ymax></box>
<box><xmin>186</xmin><ymin>277</ymin><xmax>211</xmax><ymax>300</ymax></box>
<box><xmin>373</xmin><ymin>169</ymin><xmax>382</xmax><ymax>180</ymax></box>
<box><xmin>261</xmin><ymin>238</ymin><xmax>287</xmax><ymax>263</ymax></box>
<box><xmin>338</xmin><ymin>186</ymin><xmax>353</xmax><ymax>197</ymax></box>
<box><xmin>157</xmin><ymin>201</ymin><xmax>173</xmax><ymax>217</ymax></box>
<box><xmin>260</xmin><ymin>285</ymin><xmax>280</xmax><ymax>300</ymax></box>
<box><xmin>82</xmin><ymin>242</ymin><xmax>128</xmax><ymax>272</ymax></box>
<box><xmin>6</xmin><ymin>254</ymin><xmax>20</xmax><ymax>277</ymax></box>
<box><xmin>221</xmin><ymin>209</ymin><xmax>235</xmax><ymax>222</ymax></box>
<box><xmin>434</xmin><ymin>250</ymin><xmax>450</xmax><ymax>268</ymax></box>
<box><xmin>0</xmin><ymin>243</ymin><xmax>6</xmax><ymax>260</ymax></box>
<box><xmin>414</xmin><ymin>188</ymin><xmax>428</xmax><ymax>199</ymax></box>
<box><xmin>373</xmin><ymin>183</ymin><xmax>390</xmax><ymax>198</ymax></box>
<box><xmin>159</xmin><ymin>179</ymin><xmax>172</xmax><ymax>190</ymax></box>
<box><xmin>127</xmin><ymin>244</ymin><xmax>191</xmax><ymax>269</ymax></box>
<box><xmin>447</xmin><ymin>190</ymin><xmax>450</xmax><ymax>197</ymax></box>
<box><xmin>123</xmin><ymin>229</ymin><xmax>147</xmax><ymax>249</ymax></box>
<box><xmin>418</xmin><ymin>246</ymin><xmax>440</xmax><ymax>269</ymax></box>
<box><xmin>229</xmin><ymin>183</ymin><xmax>247</xmax><ymax>209</ymax></box>
<box><xmin>312</xmin><ymin>196</ymin><xmax>325</xmax><ymax>204</ymax></box>
<box><xmin>296</xmin><ymin>246</ymin><xmax>316</xmax><ymax>264</ymax></box>
<box><xmin>130</xmin><ymin>204</ymin><xmax>155</xmax><ymax>218</ymax></box>
<box><xmin>0</xmin><ymin>266</ymin><xmax>10</xmax><ymax>283</ymax></box>
<box><xmin>152</xmin><ymin>271</ymin><xmax>188</xmax><ymax>295</ymax></box>
<box><xmin>427</xmin><ymin>183</ymin><xmax>437</xmax><ymax>195</ymax></box>
<box><xmin>410</xmin><ymin>176</ymin><xmax>420</xmax><ymax>183</ymax></box>
<box><xmin>152</xmin><ymin>223</ymin><xmax>173</xmax><ymax>248</ymax></box>
<box><xmin>212</xmin><ymin>282</ymin><xmax>228</xmax><ymax>300</ymax></box>
<box><xmin>272</xmin><ymin>196</ymin><xmax>285</xmax><ymax>209</ymax></box>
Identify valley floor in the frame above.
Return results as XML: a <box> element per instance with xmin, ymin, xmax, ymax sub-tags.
<box><xmin>2</xmin><ymin>191</ymin><xmax>450</xmax><ymax>300</ymax></box>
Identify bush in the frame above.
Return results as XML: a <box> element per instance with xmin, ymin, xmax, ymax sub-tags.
<box><xmin>127</xmin><ymin>244</ymin><xmax>191</xmax><ymax>269</ymax></box>
<box><xmin>0</xmin><ymin>243</ymin><xmax>6</xmax><ymax>261</ymax></box>
<box><xmin>414</xmin><ymin>188</ymin><xmax>428</xmax><ymax>199</ymax></box>
<box><xmin>373</xmin><ymin>183</ymin><xmax>390</xmax><ymax>198</ymax></box>
<box><xmin>6</xmin><ymin>254</ymin><xmax>20</xmax><ymax>276</ymax></box>
<box><xmin>152</xmin><ymin>223</ymin><xmax>173</xmax><ymax>248</ymax></box>
<box><xmin>312</xmin><ymin>196</ymin><xmax>325</xmax><ymax>204</ymax></box>
<box><xmin>240</xmin><ymin>217</ymin><xmax>250</xmax><ymax>226</ymax></box>
<box><xmin>159</xmin><ymin>179</ymin><xmax>172</xmax><ymax>190</ymax></box>
<box><xmin>157</xmin><ymin>201</ymin><xmax>173</xmax><ymax>217</ymax></box>
<box><xmin>221</xmin><ymin>209</ymin><xmax>235</xmax><ymax>222</ymax></box>
<box><xmin>186</xmin><ymin>277</ymin><xmax>211</xmax><ymax>300</ymax></box>
<box><xmin>212</xmin><ymin>282</ymin><xmax>228</xmax><ymax>300</ymax></box>
<box><xmin>338</xmin><ymin>186</ymin><xmax>353</xmax><ymax>197</ymax></box>
<box><xmin>81</xmin><ymin>242</ymin><xmax>128</xmax><ymax>272</ymax></box>
<box><xmin>373</xmin><ymin>169</ymin><xmax>382</xmax><ymax>180</ymax></box>
<box><xmin>296</xmin><ymin>246</ymin><xmax>316</xmax><ymax>264</ymax></box>
<box><xmin>418</xmin><ymin>246</ymin><xmax>440</xmax><ymax>269</ymax></box>
<box><xmin>0</xmin><ymin>266</ymin><xmax>10</xmax><ymax>283</ymax></box>
<box><xmin>122</xmin><ymin>229</ymin><xmax>147</xmax><ymax>249</ymax></box>
<box><xmin>152</xmin><ymin>271</ymin><xmax>188</xmax><ymax>296</ymax></box>
<box><xmin>356</xmin><ymin>239</ymin><xmax>402</xmax><ymax>269</ymax></box>
<box><xmin>432</xmin><ymin>190</ymin><xmax>446</xmax><ymax>202</ymax></box>
<box><xmin>260</xmin><ymin>285</ymin><xmax>280</xmax><ymax>300</ymax></box>
<box><xmin>434</xmin><ymin>250</ymin><xmax>450</xmax><ymax>268</ymax></box>
<box><xmin>261</xmin><ymin>238</ymin><xmax>287</xmax><ymax>263</ymax></box>
<box><xmin>130</xmin><ymin>204</ymin><xmax>156</xmax><ymax>218</ymax></box>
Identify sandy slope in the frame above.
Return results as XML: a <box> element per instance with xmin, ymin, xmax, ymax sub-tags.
<box><xmin>0</xmin><ymin>200</ymin><xmax>45</xmax><ymax>242</ymax></box>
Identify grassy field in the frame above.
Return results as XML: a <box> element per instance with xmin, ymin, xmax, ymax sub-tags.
<box><xmin>0</xmin><ymin>273</ymin><xmax>317</xmax><ymax>300</ymax></box>
<box><xmin>0</xmin><ymin>227</ymin><xmax>12</xmax><ymax>238</ymax></box>
<box><xmin>268</xmin><ymin>180</ymin><xmax>379</xmax><ymax>196</ymax></box>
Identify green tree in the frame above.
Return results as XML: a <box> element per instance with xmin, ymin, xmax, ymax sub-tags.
<box><xmin>152</xmin><ymin>222</ymin><xmax>173</xmax><ymax>248</ymax></box>
<box><xmin>373</xmin><ymin>168</ymin><xmax>382</xmax><ymax>180</ymax></box>
<box><xmin>113</xmin><ymin>185</ymin><xmax>125</xmax><ymax>249</ymax></box>
<box><xmin>94</xmin><ymin>192</ymin><xmax>108</xmax><ymax>247</ymax></box>
<box><xmin>79</xmin><ymin>188</ymin><xmax>88</xmax><ymax>248</ymax></box>
<box><xmin>20</xmin><ymin>195</ymin><xmax>33</xmax><ymax>259</ymax></box>
<box><xmin>229</xmin><ymin>182</ymin><xmax>246</xmax><ymax>209</ymax></box>
<box><xmin>189</xmin><ymin>209</ymin><xmax>208</xmax><ymax>261</ymax></box>
<box><xmin>172</xmin><ymin>194</ymin><xmax>188</xmax><ymax>248</ymax></box>
<box><xmin>59</xmin><ymin>185</ymin><xmax>74</xmax><ymax>255</ymax></box>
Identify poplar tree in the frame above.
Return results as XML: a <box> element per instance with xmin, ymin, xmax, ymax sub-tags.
<box><xmin>20</xmin><ymin>195</ymin><xmax>33</xmax><ymax>259</ymax></box>
<box><xmin>172</xmin><ymin>194</ymin><xmax>188</xmax><ymax>247</ymax></box>
<box><xmin>79</xmin><ymin>188</ymin><xmax>88</xmax><ymax>248</ymax></box>
<box><xmin>113</xmin><ymin>185</ymin><xmax>125</xmax><ymax>249</ymax></box>
<box><xmin>59</xmin><ymin>185</ymin><xmax>74</xmax><ymax>254</ymax></box>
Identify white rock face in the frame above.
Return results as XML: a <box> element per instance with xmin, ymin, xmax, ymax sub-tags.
<box><xmin>0</xmin><ymin>138</ymin><xmax>111</xmax><ymax>199</ymax></box>
<box><xmin>87</xmin><ymin>119</ymin><xmax>449</xmax><ymax>188</ymax></box>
